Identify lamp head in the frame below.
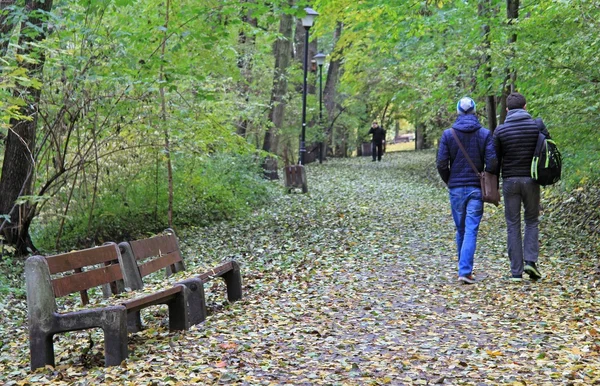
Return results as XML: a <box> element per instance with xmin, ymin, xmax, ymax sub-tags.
<box><xmin>313</xmin><ymin>52</ymin><xmax>326</xmax><ymax>66</ymax></box>
<box><xmin>302</xmin><ymin>7</ymin><xmax>319</xmax><ymax>28</ymax></box>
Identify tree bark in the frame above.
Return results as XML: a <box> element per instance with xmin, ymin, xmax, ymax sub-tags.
<box><xmin>323</xmin><ymin>22</ymin><xmax>343</xmax><ymax>158</ymax></box>
<box><xmin>295</xmin><ymin>20</ymin><xmax>318</xmax><ymax>94</ymax></box>
<box><xmin>500</xmin><ymin>0</ymin><xmax>519</xmax><ymax>124</ymax></box>
<box><xmin>236</xmin><ymin>1</ymin><xmax>258</xmax><ymax>137</ymax></box>
<box><xmin>0</xmin><ymin>0</ymin><xmax>54</xmax><ymax>255</ymax></box>
<box><xmin>0</xmin><ymin>0</ymin><xmax>16</xmax><ymax>55</ymax></box>
<box><xmin>263</xmin><ymin>2</ymin><xmax>294</xmax><ymax>154</ymax></box>
<box><xmin>415</xmin><ymin>121</ymin><xmax>427</xmax><ymax>150</ymax></box>
<box><xmin>478</xmin><ymin>0</ymin><xmax>498</xmax><ymax>132</ymax></box>
<box><xmin>159</xmin><ymin>0</ymin><xmax>173</xmax><ymax>227</ymax></box>
<box><xmin>381</xmin><ymin>101</ymin><xmax>391</xmax><ymax>129</ymax></box>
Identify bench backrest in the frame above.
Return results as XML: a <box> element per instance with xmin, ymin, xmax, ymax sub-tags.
<box><xmin>118</xmin><ymin>229</ymin><xmax>185</xmax><ymax>290</ymax></box>
<box><xmin>25</xmin><ymin>243</ymin><xmax>125</xmax><ymax>308</ymax></box>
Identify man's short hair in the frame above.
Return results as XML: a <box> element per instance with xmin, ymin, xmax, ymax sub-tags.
<box><xmin>506</xmin><ymin>92</ymin><xmax>527</xmax><ymax>110</ymax></box>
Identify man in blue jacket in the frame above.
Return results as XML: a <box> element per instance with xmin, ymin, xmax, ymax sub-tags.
<box><xmin>494</xmin><ymin>92</ymin><xmax>546</xmax><ymax>281</ymax></box>
<box><xmin>437</xmin><ymin>97</ymin><xmax>497</xmax><ymax>284</ymax></box>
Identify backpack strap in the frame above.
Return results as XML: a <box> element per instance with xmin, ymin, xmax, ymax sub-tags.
<box><xmin>531</xmin><ymin>130</ymin><xmax>547</xmax><ymax>180</ymax></box>
<box><xmin>534</xmin><ymin>118</ymin><xmax>551</xmax><ymax>138</ymax></box>
<box><xmin>451</xmin><ymin>129</ymin><xmax>480</xmax><ymax>175</ymax></box>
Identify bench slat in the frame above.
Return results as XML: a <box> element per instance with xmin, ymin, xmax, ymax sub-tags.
<box><xmin>52</xmin><ymin>263</ymin><xmax>124</xmax><ymax>298</ymax></box>
<box><xmin>121</xmin><ymin>285</ymin><xmax>182</xmax><ymax>312</ymax></box>
<box><xmin>198</xmin><ymin>262</ymin><xmax>234</xmax><ymax>282</ymax></box>
<box><xmin>138</xmin><ymin>251</ymin><xmax>182</xmax><ymax>278</ymax></box>
<box><xmin>130</xmin><ymin>235</ymin><xmax>178</xmax><ymax>261</ymax></box>
<box><xmin>46</xmin><ymin>244</ymin><xmax>120</xmax><ymax>274</ymax></box>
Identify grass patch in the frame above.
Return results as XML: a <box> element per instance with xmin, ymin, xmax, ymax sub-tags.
<box><xmin>386</xmin><ymin>141</ymin><xmax>416</xmax><ymax>152</ymax></box>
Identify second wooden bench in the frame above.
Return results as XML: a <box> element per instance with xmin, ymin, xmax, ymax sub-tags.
<box><xmin>118</xmin><ymin>229</ymin><xmax>243</xmax><ymax>326</ymax></box>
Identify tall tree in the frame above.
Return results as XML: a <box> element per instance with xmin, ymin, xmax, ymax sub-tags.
<box><xmin>322</xmin><ymin>21</ymin><xmax>343</xmax><ymax>159</ymax></box>
<box><xmin>294</xmin><ymin>19</ymin><xmax>318</xmax><ymax>94</ymax></box>
<box><xmin>236</xmin><ymin>1</ymin><xmax>258</xmax><ymax>137</ymax></box>
<box><xmin>499</xmin><ymin>0</ymin><xmax>519</xmax><ymax>124</ymax></box>
<box><xmin>263</xmin><ymin>1</ymin><xmax>294</xmax><ymax>157</ymax></box>
<box><xmin>0</xmin><ymin>0</ymin><xmax>16</xmax><ymax>55</ymax></box>
<box><xmin>159</xmin><ymin>0</ymin><xmax>174</xmax><ymax>227</ymax></box>
<box><xmin>0</xmin><ymin>0</ymin><xmax>54</xmax><ymax>254</ymax></box>
<box><xmin>479</xmin><ymin>0</ymin><xmax>497</xmax><ymax>131</ymax></box>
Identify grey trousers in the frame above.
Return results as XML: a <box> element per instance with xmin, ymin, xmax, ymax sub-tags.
<box><xmin>502</xmin><ymin>177</ymin><xmax>540</xmax><ymax>276</ymax></box>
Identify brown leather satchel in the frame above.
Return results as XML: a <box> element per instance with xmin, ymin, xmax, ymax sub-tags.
<box><xmin>451</xmin><ymin>129</ymin><xmax>500</xmax><ymax>206</ymax></box>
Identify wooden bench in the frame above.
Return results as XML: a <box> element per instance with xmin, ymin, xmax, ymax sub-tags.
<box><xmin>118</xmin><ymin>229</ymin><xmax>242</xmax><ymax>326</ymax></box>
<box><xmin>284</xmin><ymin>164</ymin><xmax>308</xmax><ymax>193</ymax></box>
<box><xmin>24</xmin><ymin>242</ymin><xmax>195</xmax><ymax>370</ymax></box>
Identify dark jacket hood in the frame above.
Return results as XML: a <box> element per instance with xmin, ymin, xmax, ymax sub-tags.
<box><xmin>452</xmin><ymin>114</ymin><xmax>482</xmax><ymax>133</ymax></box>
<box><xmin>505</xmin><ymin>109</ymin><xmax>532</xmax><ymax>122</ymax></box>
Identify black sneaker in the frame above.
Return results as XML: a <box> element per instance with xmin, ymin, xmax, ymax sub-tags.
<box><xmin>509</xmin><ymin>274</ymin><xmax>523</xmax><ymax>283</ymax></box>
<box><xmin>524</xmin><ymin>262</ymin><xmax>542</xmax><ymax>280</ymax></box>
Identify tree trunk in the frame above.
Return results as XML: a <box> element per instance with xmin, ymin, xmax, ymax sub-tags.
<box><xmin>381</xmin><ymin>101</ymin><xmax>390</xmax><ymax>129</ymax></box>
<box><xmin>323</xmin><ymin>22</ymin><xmax>343</xmax><ymax>158</ymax></box>
<box><xmin>0</xmin><ymin>0</ymin><xmax>54</xmax><ymax>255</ymax></box>
<box><xmin>263</xmin><ymin>2</ymin><xmax>294</xmax><ymax>154</ymax></box>
<box><xmin>500</xmin><ymin>0</ymin><xmax>519</xmax><ymax>124</ymax></box>
<box><xmin>159</xmin><ymin>0</ymin><xmax>173</xmax><ymax>227</ymax></box>
<box><xmin>415</xmin><ymin>121</ymin><xmax>427</xmax><ymax>150</ymax></box>
<box><xmin>0</xmin><ymin>0</ymin><xmax>16</xmax><ymax>55</ymax></box>
<box><xmin>295</xmin><ymin>20</ymin><xmax>318</xmax><ymax>94</ymax></box>
<box><xmin>236</xmin><ymin>2</ymin><xmax>258</xmax><ymax>137</ymax></box>
<box><xmin>479</xmin><ymin>0</ymin><xmax>498</xmax><ymax>132</ymax></box>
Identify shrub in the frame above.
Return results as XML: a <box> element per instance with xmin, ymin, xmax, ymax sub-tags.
<box><xmin>31</xmin><ymin>153</ymin><xmax>275</xmax><ymax>252</ymax></box>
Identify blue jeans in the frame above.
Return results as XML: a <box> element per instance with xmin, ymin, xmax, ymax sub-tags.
<box><xmin>502</xmin><ymin>177</ymin><xmax>540</xmax><ymax>276</ymax></box>
<box><xmin>449</xmin><ymin>186</ymin><xmax>484</xmax><ymax>277</ymax></box>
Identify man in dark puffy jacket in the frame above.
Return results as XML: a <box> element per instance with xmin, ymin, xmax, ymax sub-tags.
<box><xmin>437</xmin><ymin>97</ymin><xmax>497</xmax><ymax>284</ymax></box>
<box><xmin>368</xmin><ymin>121</ymin><xmax>386</xmax><ymax>161</ymax></box>
<box><xmin>494</xmin><ymin>92</ymin><xmax>546</xmax><ymax>282</ymax></box>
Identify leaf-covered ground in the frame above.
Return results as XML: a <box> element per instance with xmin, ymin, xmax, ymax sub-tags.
<box><xmin>2</xmin><ymin>151</ymin><xmax>600</xmax><ymax>385</ymax></box>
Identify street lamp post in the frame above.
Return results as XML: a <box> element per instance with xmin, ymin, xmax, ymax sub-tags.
<box><xmin>299</xmin><ymin>7</ymin><xmax>318</xmax><ymax>165</ymax></box>
<box><xmin>313</xmin><ymin>52</ymin><xmax>326</xmax><ymax>163</ymax></box>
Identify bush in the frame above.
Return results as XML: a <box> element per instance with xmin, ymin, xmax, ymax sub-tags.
<box><xmin>31</xmin><ymin>153</ymin><xmax>276</xmax><ymax>252</ymax></box>
<box><xmin>174</xmin><ymin>153</ymin><xmax>275</xmax><ymax>226</ymax></box>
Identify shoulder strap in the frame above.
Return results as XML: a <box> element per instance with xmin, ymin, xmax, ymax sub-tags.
<box><xmin>451</xmin><ymin>129</ymin><xmax>480</xmax><ymax>175</ymax></box>
<box><xmin>534</xmin><ymin>118</ymin><xmax>551</xmax><ymax>138</ymax></box>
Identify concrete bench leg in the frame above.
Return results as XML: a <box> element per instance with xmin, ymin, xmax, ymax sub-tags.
<box><xmin>178</xmin><ymin>278</ymin><xmax>207</xmax><ymax>325</ymax></box>
<box><xmin>222</xmin><ymin>262</ymin><xmax>243</xmax><ymax>302</ymax></box>
<box><xmin>167</xmin><ymin>285</ymin><xmax>190</xmax><ymax>331</ymax></box>
<box><xmin>127</xmin><ymin>311</ymin><xmax>143</xmax><ymax>333</ymax></box>
<box><xmin>29</xmin><ymin>307</ymin><xmax>128</xmax><ymax>370</ymax></box>
<box><xmin>29</xmin><ymin>328</ymin><xmax>55</xmax><ymax>370</ymax></box>
<box><xmin>102</xmin><ymin>311</ymin><xmax>128</xmax><ymax>367</ymax></box>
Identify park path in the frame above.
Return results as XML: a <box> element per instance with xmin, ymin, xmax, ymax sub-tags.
<box><xmin>7</xmin><ymin>151</ymin><xmax>600</xmax><ymax>385</ymax></box>
<box><xmin>175</xmin><ymin>152</ymin><xmax>599</xmax><ymax>385</ymax></box>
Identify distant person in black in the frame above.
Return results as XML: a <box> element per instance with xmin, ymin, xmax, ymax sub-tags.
<box><xmin>368</xmin><ymin>121</ymin><xmax>386</xmax><ymax>161</ymax></box>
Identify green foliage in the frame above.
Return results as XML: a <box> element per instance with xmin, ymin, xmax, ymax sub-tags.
<box><xmin>174</xmin><ymin>153</ymin><xmax>275</xmax><ymax>226</ymax></box>
<box><xmin>0</xmin><ymin>246</ymin><xmax>25</xmax><ymax>297</ymax></box>
<box><xmin>3</xmin><ymin>0</ymin><xmax>599</xmax><ymax>257</ymax></box>
<box><xmin>32</xmin><ymin>152</ymin><xmax>275</xmax><ymax>252</ymax></box>
<box><xmin>310</xmin><ymin>0</ymin><xmax>598</xmax><ymax>187</ymax></box>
